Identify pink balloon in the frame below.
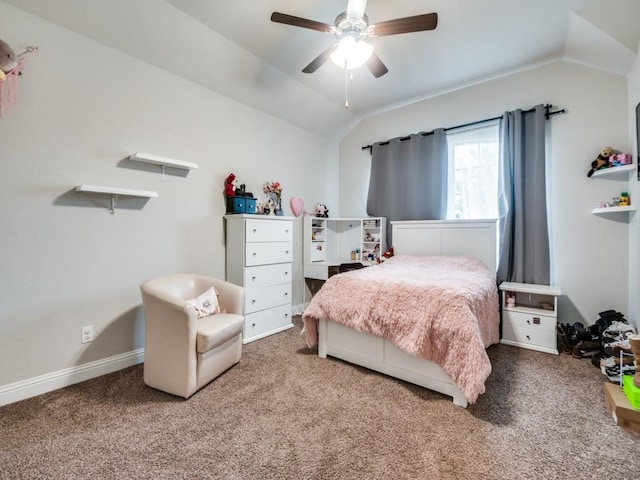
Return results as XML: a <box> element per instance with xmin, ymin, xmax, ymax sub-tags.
<box><xmin>290</xmin><ymin>197</ymin><xmax>304</xmax><ymax>217</ymax></box>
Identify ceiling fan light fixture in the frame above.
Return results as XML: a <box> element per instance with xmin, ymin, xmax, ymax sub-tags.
<box><xmin>330</xmin><ymin>36</ymin><xmax>373</xmax><ymax>69</ymax></box>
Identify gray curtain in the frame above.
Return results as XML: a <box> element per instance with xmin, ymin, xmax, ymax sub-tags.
<box><xmin>366</xmin><ymin>130</ymin><xmax>448</xmax><ymax>246</ymax></box>
<box><xmin>497</xmin><ymin>104</ymin><xmax>550</xmax><ymax>285</ymax></box>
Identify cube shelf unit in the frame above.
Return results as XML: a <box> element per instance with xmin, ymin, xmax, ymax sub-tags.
<box><xmin>303</xmin><ymin>216</ymin><xmax>386</xmax><ymax>280</ymax></box>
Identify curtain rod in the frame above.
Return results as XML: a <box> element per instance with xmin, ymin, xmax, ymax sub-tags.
<box><xmin>361</xmin><ymin>104</ymin><xmax>566</xmax><ymax>153</ymax></box>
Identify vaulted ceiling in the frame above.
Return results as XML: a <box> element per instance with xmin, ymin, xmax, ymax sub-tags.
<box><xmin>4</xmin><ymin>0</ymin><xmax>640</xmax><ymax>138</ymax></box>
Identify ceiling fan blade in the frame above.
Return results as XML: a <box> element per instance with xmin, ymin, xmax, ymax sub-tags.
<box><xmin>366</xmin><ymin>53</ymin><xmax>388</xmax><ymax>78</ymax></box>
<box><xmin>270</xmin><ymin>12</ymin><xmax>333</xmax><ymax>33</ymax></box>
<box><xmin>302</xmin><ymin>45</ymin><xmax>338</xmax><ymax>74</ymax></box>
<box><xmin>347</xmin><ymin>0</ymin><xmax>368</xmax><ymax>20</ymax></box>
<box><xmin>370</xmin><ymin>13</ymin><xmax>438</xmax><ymax>37</ymax></box>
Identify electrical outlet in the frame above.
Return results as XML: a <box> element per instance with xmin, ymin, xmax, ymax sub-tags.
<box><xmin>81</xmin><ymin>325</ymin><xmax>94</xmax><ymax>344</ymax></box>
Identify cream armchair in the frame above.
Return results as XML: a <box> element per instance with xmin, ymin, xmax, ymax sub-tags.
<box><xmin>140</xmin><ymin>274</ymin><xmax>244</xmax><ymax>398</ymax></box>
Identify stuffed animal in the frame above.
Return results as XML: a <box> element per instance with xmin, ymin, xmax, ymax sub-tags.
<box><xmin>225</xmin><ymin>173</ymin><xmax>238</xmax><ymax>197</ymax></box>
<box><xmin>587</xmin><ymin>146</ymin><xmax>614</xmax><ymax>177</ymax></box>
<box><xmin>0</xmin><ymin>39</ymin><xmax>18</xmax><ymax>82</ymax></box>
<box><xmin>315</xmin><ymin>203</ymin><xmax>329</xmax><ymax>218</ymax></box>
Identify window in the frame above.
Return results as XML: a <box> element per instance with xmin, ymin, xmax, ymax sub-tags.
<box><xmin>446</xmin><ymin>121</ymin><xmax>499</xmax><ymax>219</ymax></box>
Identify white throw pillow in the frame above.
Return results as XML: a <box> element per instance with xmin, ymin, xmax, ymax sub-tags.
<box><xmin>185</xmin><ymin>287</ymin><xmax>221</xmax><ymax>318</ymax></box>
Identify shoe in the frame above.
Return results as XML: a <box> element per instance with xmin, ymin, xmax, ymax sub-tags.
<box><xmin>603</xmin><ymin>363</ymin><xmax>636</xmax><ymax>379</ymax></box>
<box><xmin>600</xmin><ymin>355</ymin><xmax>635</xmax><ymax>368</ymax></box>
<box><xmin>557</xmin><ymin>324</ymin><xmax>573</xmax><ymax>354</ymax></box>
<box><xmin>603</xmin><ymin>339</ymin><xmax>632</xmax><ymax>357</ymax></box>
<box><xmin>572</xmin><ymin>340</ymin><xmax>602</xmax><ymax>359</ymax></box>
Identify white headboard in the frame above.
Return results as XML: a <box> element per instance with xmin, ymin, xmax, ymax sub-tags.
<box><xmin>391</xmin><ymin>219</ymin><xmax>498</xmax><ymax>272</ymax></box>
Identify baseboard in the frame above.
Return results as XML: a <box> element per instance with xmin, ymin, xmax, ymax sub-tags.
<box><xmin>292</xmin><ymin>303</ymin><xmax>309</xmax><ymax>315</ymax></box>
<box><xmin>0</xmin><ymin>348</ymin><xmax>144</xmax><ymax>407</ymax></box>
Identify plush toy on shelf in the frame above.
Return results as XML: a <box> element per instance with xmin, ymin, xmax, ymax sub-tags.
<box><xmin>315</xmin><ymin>203</ymin><xmax>329</xmax><ymax>218</ymax></box>
<box><xmin>620</xmin><ymin>192</ymin><xmax>630</xmax><ymax>206</ymax></box>
<box><xmin>225</xmin><ymin>173</ymin><xmax>238</xmax><ymax>196</ymax></box>
<box><xmin>587</xmin><ymin>146</ymin><xmax>614</xmax><ymax>177</ymax></box>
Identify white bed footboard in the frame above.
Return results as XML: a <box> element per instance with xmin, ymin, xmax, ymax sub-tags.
<box><xmin>318</xmin><ymin>318</ymin><xmax>468</xmax><ymax>408</ymax></box>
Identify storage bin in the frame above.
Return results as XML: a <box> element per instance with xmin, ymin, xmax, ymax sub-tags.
<box><xmin>623</xmin><ymin>375</ymin><xmax>640</xmax><ymax>410</ymax></box>
<box><xmin>226</xmin><ymin>196</ymin><xmax>245</xmax><ymax>214</ymax></box>
<box><xmin>245</xmin><ymin>197</ymin><xmax>256</xmax><ymax>214</ymax></box>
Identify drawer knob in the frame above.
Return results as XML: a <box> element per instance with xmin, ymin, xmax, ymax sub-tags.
<box><xmin>252</xmin><ymin>252</ymin><xmax>257</xmax><ymax>257</ymax></box>
<box><xmin>526</xmin><ymin>335</ymin><xmax>531</xmax><ymax>340</ymax></box>
<box><xmin>251</xmin><ymin>276</ymin><xmax>256</xmax><ymax>281</ymax></box>
<box><xmin>284</xmin><ymin>292</ymin><xmax>288</xmax><ymax>297</ymax></box>
<box><xmin>253</xmin><ymin>229</ymin><xmax>257</xmax><ymax>233</ymax></box>
<box><xmin>285</xmin><ymin>250</ymin><xmax>289</xmax><ymax>254</ymax></box>
<box><xmin>284</xmin><ymin>271</ymin><xmax>289</xmax><ymax>276</ymax></box>
<box><xmin>285</xmin><ymin>313</ymin><xmax>289</xmax><ymax>318</ymax></box>
<box><xmin>251</xmin><ymin>299</ymin><xmax>256</xmax><ymax>304</ymax></box>
<box><xmin>527</xmin><ymin>319</ymin><xmax>531</xmax><ymax>325</ymax></box>
<box><xmin>252</xmin><ymin>323</ymin><xmax>256</xmax><ymax>328</ymax></box>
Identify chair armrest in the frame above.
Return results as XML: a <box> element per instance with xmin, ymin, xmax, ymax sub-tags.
<box><xmin>211</xmin><ymin>279</ymin><xmax>244</xmax><ymax>316</ymax></box>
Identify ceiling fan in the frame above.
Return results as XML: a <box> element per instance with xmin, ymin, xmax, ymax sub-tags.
<box><xmin>270</xmin><ymin>0</ymin><xmax>438</xmax><ymax>78</ymax></box>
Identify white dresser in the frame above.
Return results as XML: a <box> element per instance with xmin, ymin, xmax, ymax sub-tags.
<box><xmin>224</xmin><ymin>214</ymin><xmax>294</xmax><ymax>343</ymax></box>
<box><xmin>499</xmin><ymin>282</ymin><xmax>561</xmax><ymax>355</ymax></box>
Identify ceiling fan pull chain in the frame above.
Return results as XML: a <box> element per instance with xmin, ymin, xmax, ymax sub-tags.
<box><xmin>344</xmin><ymin>62</ymin><xmax>349</xmax><ymax>108</ymax></box>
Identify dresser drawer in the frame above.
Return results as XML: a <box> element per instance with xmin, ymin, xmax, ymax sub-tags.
<box><xmin>245</xmin><ymin>242</ymin><xmax>293</xmax><ymax>266</ymax></box>
<box><xmin>244</xmin><ymin>263</ymin><xmax>292</xmax><ymax>288</ymax></box>
<box><xmin>245</xmin><ymin>219</ymin><xmax>293</xmax><ymax>243</ymax></box>
<box><xmin>245</xmin><ymin>283</ymin><xmax>291</xmax><ymax>313</ymax></box>
<box><xmin>503</xmin><ymin>310</ymin><xmax>555</xmax><ymax>333</ymax></box>
<box><xmin>502</xmin><ymin>323</ymin><xmax>556</xmax><ymax>349</ymax></box>
<box><xmin>244</xmin><ymin>304</ymin><xmax>292</xmax><ymax>341</ymax></box>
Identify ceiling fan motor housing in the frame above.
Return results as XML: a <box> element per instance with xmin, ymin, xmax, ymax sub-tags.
<box><xmin>334</xmin><ymin>12</ymin><xmax>370</xmax><ymax>41</ymax></box>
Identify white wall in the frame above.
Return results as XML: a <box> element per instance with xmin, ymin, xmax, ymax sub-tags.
<box><xmin>0</xmin><ymin>4</ymin><xmax>337</xmax><ymax>392</ymax></box>
<box><xmin>627</xmin><ymin>42</ymin><xmax>640</xmax><ymax>329</ymax></box>
<box><xmin>339</xmin><ymin>60</ymin><xmax>631</xmax><ymax>326</ymax></box>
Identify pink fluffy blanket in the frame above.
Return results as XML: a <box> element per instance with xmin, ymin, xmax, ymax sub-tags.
<box><xmin>302</xmin><ymin>255</ymin><xmax>500</xmax><ymax>403</ymax></box>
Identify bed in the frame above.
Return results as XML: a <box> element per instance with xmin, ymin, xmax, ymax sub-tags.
<box><xmin>302</xmin><ymin>219</ymin><xmax>499</xmax><ymax>408</ymax></box>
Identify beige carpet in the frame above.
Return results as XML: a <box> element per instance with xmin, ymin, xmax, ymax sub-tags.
<box><xmin>1</xmin><ymin>317</ymin><xmax>639</xmax><ymax>480</ymax></box>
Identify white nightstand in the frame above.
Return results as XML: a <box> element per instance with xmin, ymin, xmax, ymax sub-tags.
<box><xmin>499</xmin><ymin>282</ymin><xmax>561</xmax><ymax>355</ymax></box>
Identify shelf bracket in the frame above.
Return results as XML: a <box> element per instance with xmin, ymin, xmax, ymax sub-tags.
<box><xmin>161</xmin><ymin>165</ymin><xmax>166</xmax><ymax>181</ymax></box>
<box><xmin>110</xmin><ymin>194</ymin><xmax>117</xmax><ymax>215</ymax></box>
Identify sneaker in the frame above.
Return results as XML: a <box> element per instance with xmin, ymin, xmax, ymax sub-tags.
<box><xmin>603</xmin><ymin>339</ymin><xmax>632</xmax><ymax>357</ymax></box>
<box><xmin>603</xmin><ymin>363</ymin><xmax>636</xmax><ymax>380</ymax></box>
<box><xmin>600</xmin><ymin>355</ymin><xmax>635</xmax><ymax>368</ymax></box>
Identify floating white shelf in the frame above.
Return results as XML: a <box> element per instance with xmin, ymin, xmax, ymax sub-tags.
<box><xmin>128</xmin><ymin>152</ymin><xmax>198</xmax><ymax>171</ymax></box>
<box><xmin>75</xmin><ymin>184</ymin><xmax>158</xmax><ymax>214</ymax></box>
<box><xmin>75</xmin><ymin>184</ymin><xmax>158</xmax><ymax>198</ymax></box>
<box><xmin>590</xmin><ymin>164</ymin><xmax>634</xmax><ymax>178</ymax></box>
<box><xmin>592</xmin><ymin>205</ymin><xmax>636</xmax><ymax>214</ymax></box>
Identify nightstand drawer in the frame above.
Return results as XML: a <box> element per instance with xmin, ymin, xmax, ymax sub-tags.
<box><xmin>503</xmin><ymin>310</ymin><xmax>555</xmax><ymax>333</ymax></box>
<box><xmin>502</xmin><ymin>323</ymin><xmax>556</xmax><ymax>349</ymax></box>
<box><xmin>246</xmin><ymin>219</ymin><xmax>292</xmax><ymax>242</ymax></box>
